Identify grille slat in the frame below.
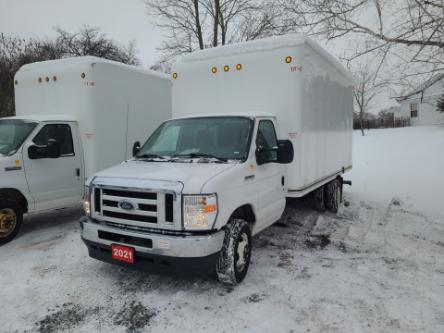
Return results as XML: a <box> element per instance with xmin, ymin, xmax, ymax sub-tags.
<box><xmin>102</xmin><ymin>189</ymin><xmax>156</xmax><ymax>200</ymax></box>
<box><xmin>102</xmin><ymin>206</ymin><xmax>157</xmax><ymax>217</ymax></box>
<box><xmin>103</xmin><ymin>211</ymin><xmax>157</xmax><ymax>223</ymax></box>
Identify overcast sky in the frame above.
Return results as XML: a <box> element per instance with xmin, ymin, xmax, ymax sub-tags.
<box><xmin>0</xmin><ymin>0</ymin><xmax>162</xmax><ymax>66</ymax></box>
<box><xmin>0</xmin><ymin>0</ymin><xmax>397</xmax><ymax>111</ymax></box>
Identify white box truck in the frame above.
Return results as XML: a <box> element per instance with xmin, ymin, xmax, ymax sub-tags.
<box><xmin>80</xmin><ymin>34</ymin><xmax>354</xmax><ymax>285</ymax></box>
<box><xmin>0</xmin><ymin>56</ymin><xmax>171</xmax><ymax>245</ymax></box>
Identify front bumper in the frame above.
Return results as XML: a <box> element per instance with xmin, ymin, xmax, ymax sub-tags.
<box><xmin>80</xmin><ymin>217</ymin><xmax>225</xmax><ymax>276</ymax></box>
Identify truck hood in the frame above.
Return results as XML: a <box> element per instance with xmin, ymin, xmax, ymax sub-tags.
<box><xmin>90</xmin><ymin>159</ymin><xmax>237</xmax><ymax>193</ymax></box>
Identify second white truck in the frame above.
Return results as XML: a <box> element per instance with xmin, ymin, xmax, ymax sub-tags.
<box><xmin>80</xmin><ymin>34</ymin><xmax>354</xmax><ymax>285</ymax></box>
<box><xmin>0</xmin><ymin>56</ymin><xmax>171</xmax><ymax>245</ymax></box>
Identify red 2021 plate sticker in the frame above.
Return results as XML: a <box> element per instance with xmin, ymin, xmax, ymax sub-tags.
<box><xmin>111</xmin><ymin>244</ymin><xmax>134</xmax><ymax>264</ymax></box>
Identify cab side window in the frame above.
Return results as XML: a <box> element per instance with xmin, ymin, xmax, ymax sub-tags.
<box><xmin>33</xmin><ymin>124</ymin><xmax>74</xmax><ymax>156</ymax></box>
<box><xmin>256</xmin><ymin>120</ymin><xmax>278</xmax><ymax>161</ymax></box>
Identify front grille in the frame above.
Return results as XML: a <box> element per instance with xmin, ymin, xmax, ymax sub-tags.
<box><xmin>91</xmin><ymin>187</ymin><xmax>175</xmax><ymax>228</ymax></box>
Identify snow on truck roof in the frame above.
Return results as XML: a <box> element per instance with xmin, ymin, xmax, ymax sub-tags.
<box><xmin>182</xmin><ymin>34</ymin><xmax>355</xmax><ymax>83</ymax></box>
<box><xmin>18</xmin><ymin>56</ymin><xmax>169</xmax><ymax>81</ymax></box>
<box><xmin>4</xmin><ymin>115</ymin><xmax>77</xmax><ymax>122</ymax></box>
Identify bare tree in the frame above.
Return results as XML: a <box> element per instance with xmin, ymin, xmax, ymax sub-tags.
<box><xmin>282</xmin><ymin>0</ymin><xmax>444</xmax><ymax>92</ymax></box>
<box><xmin>438</xmin><ymin>92</ymin><xmax>444</xmax><ymax>113</ymax></box>
<box><xmin>350</xmin><ymin>63</ymin><xmax>385</xmax><ymax>136</ymax></box>
<box><xmin>145</xmin><ymin>0</ymin><xmax>288</xmax><ymax>61</ymax></box>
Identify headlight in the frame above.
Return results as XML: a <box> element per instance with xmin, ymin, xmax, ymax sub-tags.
<box><xmin>183</xmin><ymin>194</ymin><xmax>218</xmax><ymax>230</ymax></box>
<box><xmin>83</xmin><ymin>185</ymin><xmax>91</xmax><ymax>216</ymax></box>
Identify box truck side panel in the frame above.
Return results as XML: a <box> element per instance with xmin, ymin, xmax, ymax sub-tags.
<box><xmin>88</xmin><ymin>63</ymin><xmax>171</xmax><ymax>177</ymax></box>
<box><xmin>288</xmin><ymin>44</ymin><xmax>353</xmax><ymax>193</ymax></box>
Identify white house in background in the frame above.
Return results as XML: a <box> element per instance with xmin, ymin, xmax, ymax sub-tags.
<box><xmin>396</xmin><ymin>74</ymin><xmax>444</xmax><ymax>126</ymax></box>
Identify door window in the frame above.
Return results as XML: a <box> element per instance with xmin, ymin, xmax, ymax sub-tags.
<box><xmin>256</xmin><ymin>120</ymin><xmax>278</xmax><ymax>161</ymax></box>
<box><xmin>33</xmin><ymin>124</ymin><xmax>74</xmax><ymax>156</ymax></box>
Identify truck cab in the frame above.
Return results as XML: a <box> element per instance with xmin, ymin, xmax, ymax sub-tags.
<box><xmin>81</xmin><ymin>114</ymin><xmax>293</xmax><ymax>284</ymax></box>
<box><xmin>0</xmin><ymin>116</ymin><xmax>83</xmax><ymax>244</ymax></box>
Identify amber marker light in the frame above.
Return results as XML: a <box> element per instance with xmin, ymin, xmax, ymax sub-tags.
<box><xmin>53</xmin><ymin>76</ymin><xmax>57</xmax><ymax>82</ymax></box>
<box><xmin>38</xmin><ymin>77</ymin><xmax>42</xmax><ymax>83</ymax></box>
<box><xmin>81</xmin><ymin>73</ymin><xmax>86</xmax><ymax>79</ymax></box>
<box><xmin>172</xmin><ymin>72</ymin><xmax>178</xmax><ymax>79</ymax></box>
<box><xmin>285</xmin><ymin>56</ymin><xmax>293</xmax><ymax>64</ymax></box>
<box><xmin>211</xmin><ymin>67</ymin><xmax>217</xmax><ymax>74</ymax></box>
<box><xmin>224</xmin><ymin>65</ymin><xmax>230</xmax><ymax>72</ymax></box>
<box><xmin>236</xmin><ymin>64</ymin><xmax>242</xmax><ymax>70</ymax></box>
<box><xmin>45</xmin><ymin>77</ymin><xmax>50</xmax><ymax>82</ymax></box>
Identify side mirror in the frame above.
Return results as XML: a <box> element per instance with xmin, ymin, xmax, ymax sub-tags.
<box><xmin>132</xmin><ymin>141</ymin><xmax>141</xmax><ymax>157</ymax></box>
<box><xmin>277</xmin><ymin>140</ymin><xmax>294</xmax><ymax>164</ymax></box>
<box><xmin>255</xmin><ymin>146</ymin><xmax>278</xmax><ymax>166</ymax></box>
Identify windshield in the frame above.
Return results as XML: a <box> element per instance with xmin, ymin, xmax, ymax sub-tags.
<box><xmin>137</xmin><ymin>117</ymin><xmax>253</xmax><ymax>162</ymax></box>
<box><xmin>0</xmin><ymin>119</ymin><xmax>37</xmax><ymax>156</ymax></box>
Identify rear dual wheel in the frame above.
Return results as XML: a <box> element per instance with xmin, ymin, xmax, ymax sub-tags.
<box><xmin>324</xmin><ymin>179</ymin><xmax>342</xmax><ymax>213</ymax></box>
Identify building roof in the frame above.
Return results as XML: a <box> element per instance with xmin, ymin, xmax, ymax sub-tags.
<box><xmin>395</xmin><ymin>74</ymin><xmax>444</xmax><ymax>102</ymax></box>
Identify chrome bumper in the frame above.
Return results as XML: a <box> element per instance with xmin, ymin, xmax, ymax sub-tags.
<box><xmin>80</xmin><ymin>218</ymin><xmax>225</xmax><ymax>258</ymax></box>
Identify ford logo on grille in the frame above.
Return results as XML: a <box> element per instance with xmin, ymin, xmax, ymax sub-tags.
<box><xmin>119</xmin><ymin>200</ymin><xmax>135</xmax><ymax>211</ymax></box>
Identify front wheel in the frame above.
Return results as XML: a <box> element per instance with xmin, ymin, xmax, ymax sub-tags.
<box><xmin>216</xmin><ymin>219</ymin><xmax>252</xmax><ymax>286</ymax></box>
<box><xmin>0</xmin><ymin>200</ymin><xmax>23</xmax><ymax>245</ymax></box>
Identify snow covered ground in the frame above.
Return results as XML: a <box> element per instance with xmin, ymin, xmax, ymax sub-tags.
<box><xmin>1</xmin><ymin>126</ymin><xmax>444</xmax><ymax>333</ymax></box>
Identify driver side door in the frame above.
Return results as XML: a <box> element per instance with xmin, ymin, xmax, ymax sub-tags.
<box><xmin>253</xmin><ymin>119</ymin><xmax>286</xmax><ymax>232</ymax></box>
<box><xmin>22</xmin><ymin>122</ymin><xmax>83</xmax><ymax>211</ymax></box>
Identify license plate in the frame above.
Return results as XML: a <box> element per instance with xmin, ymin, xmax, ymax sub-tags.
<box><xmin>111</xmin><ymin>244</ymin><xmax>134</xmax><ymax>264</ymax></box>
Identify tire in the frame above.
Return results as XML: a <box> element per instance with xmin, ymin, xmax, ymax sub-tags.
<box><xmin>0</xmin><ymin>199</ymin><xmax>23</xmax><ymax>245</ymax></box>
<box><xmin>311</xmin><ymin>185</ymin><xmax>326</xmax><ymax>212</ymax></box>
<box><xmin>216</xmin><ymin>219</ymin><xmax>252</xmax><ymax>286</ymax></box>
<box><xmin>324</xmin><ymin>179</ymin><xmax>341</xmax><ymax>213</ymax></box>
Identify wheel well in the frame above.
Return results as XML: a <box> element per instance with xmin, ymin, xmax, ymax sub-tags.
<box><xmin>230</xmin><ymin>204</ymin><xmax>256</xmax><ymax>225</ymax></box>
<box><xmin>0</xmin><ymin>189</ymin><xmax>28</xmax><ymax>213</ymax></box>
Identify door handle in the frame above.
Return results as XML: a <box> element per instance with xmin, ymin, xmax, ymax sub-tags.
<box><xmin>75</xmin><ymin>168</ymin><xmax>80</xmax><ymax>177</ymax></box>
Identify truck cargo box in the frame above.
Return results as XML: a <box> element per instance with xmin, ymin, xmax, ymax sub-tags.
<box><xmin>172</xmin><ymin>34</ymin><xmax>354</xmax><ymax>196</ymax></box>
<box><xmin>14</xmin><ymin>56</ymin><xmax>172</xmax><ymax>178</ymax></box>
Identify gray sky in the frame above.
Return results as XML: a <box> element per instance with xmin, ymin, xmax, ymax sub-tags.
<box><xmin>0</xmin><ymin>0</ymin><xmax>397</xmax><ymax>111</ymax></box>
<box><xmin>0</xmin><ymin>0</ymin><xmax>162</xmax><ymax>66</ymax></box>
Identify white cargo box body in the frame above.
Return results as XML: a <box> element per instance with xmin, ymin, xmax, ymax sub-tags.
<box><xmin>172</xmin><ymin>34</ymin><xmax>354</xmax><ymax>196</ymax></box>
<box><xmin>15</xmin><ymin>56</ymin><xmax>171</xmax><ymax>178</ymax></box>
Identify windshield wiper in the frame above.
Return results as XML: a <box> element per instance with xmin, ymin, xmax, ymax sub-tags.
<box><xmin>173</xmin><ymin>153</ymin><xmax>228</xmax><ymax>163</ymax></box>
<box><xmin>136</xmin><ymin>153</ymin><xmax>170</xmax><ymax>161</ymax></box>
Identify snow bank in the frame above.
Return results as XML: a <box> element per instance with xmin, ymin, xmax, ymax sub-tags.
<box><xmin>348</xmin><ymin>125</ymin><xmax>444</xmax><ymax>215</ymax></box>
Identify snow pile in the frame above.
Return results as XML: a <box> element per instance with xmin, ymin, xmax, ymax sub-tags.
<box><xmin>348</xmin><ymin>125</ymin><xmax>444</xmax><ymax>215</ymax></box>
